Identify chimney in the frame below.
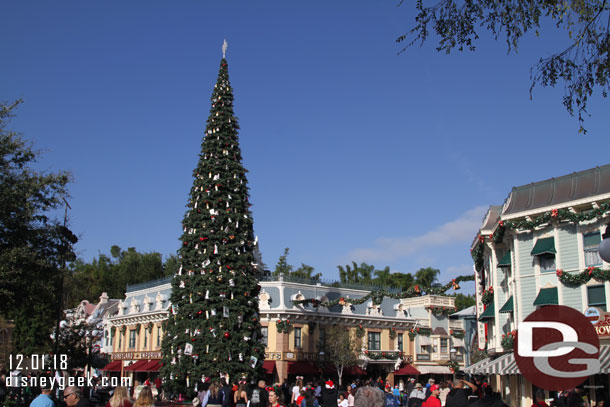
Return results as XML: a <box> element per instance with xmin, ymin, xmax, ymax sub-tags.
<box><xmin>99</xmin><ymin>292</ymin><xmax>109</xmax><ymax>304</ymax></box>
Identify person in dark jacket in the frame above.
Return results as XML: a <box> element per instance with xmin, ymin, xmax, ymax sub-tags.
<box><xmin>445</xmin><ymin>378</ymin><xmax>477</xmax><ymax>407</ymax></box>
<box><xmin>321</xmin><ymin>381</ymin><xmax>338</xmax><ymax>407</ymax></box>
<box><xmin>467</xmin><ymin>385</ymin><xmax>506</xmax><ymax>407</ymax></box>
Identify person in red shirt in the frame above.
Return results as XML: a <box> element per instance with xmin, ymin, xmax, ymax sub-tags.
<box><xmin>532</xmin><ymin>390</ymin><xmax>549</xmax><ymax>407</ymax></box>
<box><xmin>422</xmin><ymin>385</ymin><xmax>441</xmax><ymax>407</ymax></box>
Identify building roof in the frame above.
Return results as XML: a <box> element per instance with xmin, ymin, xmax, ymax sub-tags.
<box><xmin>450</xmin><ymin>305</ymin><xmax>476</xmax><ymax>318</ymax></box>
<box><xmin>503</xmin><ymin>164</ymin><xmax>610</xmax><ymax>216</ymax></box>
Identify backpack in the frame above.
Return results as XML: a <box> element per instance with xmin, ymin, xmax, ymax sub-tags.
<box><xmin>385</xmin><ymin>393</ymin><xmax>398</xmax><ymax>407</ymax></box>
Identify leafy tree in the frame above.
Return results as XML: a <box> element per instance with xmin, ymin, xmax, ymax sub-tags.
<box><xmin>272</xmin><ymin>248</ymin><xmax>320</xmax><ymax>281</ymax></box>
<box><xmin>414</xmin><ymin>267</ymin><xmax>440</xmax><ymax>289</ymax></box>
<box><xmin>0</xmin><ymin>100</ymin><xmax>72</xmax><ymax>353</ymax></box>
<box><xmin>273</xmin><ymin>248</ymin><xmax>294</xmax><ymax>277</ymax></box>
<box><xmin>387</xmin><ymin>272</ymin><xmax>415</xmax><ymax>292</ymax></box>
<box><xmin>161</xmin><ymin>57</ymin><xmax>264</xmax><ymax>394</ymax></box>
<box><xmin>337</xmin><ymin>262</ymin><xmax>375</xmax><ymax>285</ymax></box>
<box><xmin>453</xmin><ymin>293</ymin><xmax>476</xmax><ymax>311</ymax></box>
<box><xmin>324</xmin><ymin>325</ymin><xmax>362</xmax><ymax>386</ymax></box>
<box><xmin>397</xmin><ymin>0</ymin><xmax>610</xmax><ymax>132</ymax></box>
<box><xmin>64</xmin><ymin>246</ymin><xmax>169</xmax><ymax>307</ymax></box>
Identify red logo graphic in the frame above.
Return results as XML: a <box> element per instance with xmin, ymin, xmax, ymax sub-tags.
<box><xmin>514</xmin><ymin>305</ymin><xmax>600</xmax><ymax>390</ymax></box>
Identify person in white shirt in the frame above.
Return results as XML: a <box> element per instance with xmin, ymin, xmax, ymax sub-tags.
<box><xmin>347</xmin><ymin>386</ymin><xmax>355</xmax><ymax>407</ymax></box>
<box><xmin>292</xmin><ymin>377</ymin><xmax>304</xmax><ymax>405</ymax></box>
<box><xmin>338</xmin><ymin>393</ymin><xmax>348</xmax><ymax>407</ymax></box>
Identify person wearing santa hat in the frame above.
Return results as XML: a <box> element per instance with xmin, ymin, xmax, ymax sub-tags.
<box><xmin>321</xmin><ymin>380</ymin><xmax>338</xmax><ymax>407</ymax></box>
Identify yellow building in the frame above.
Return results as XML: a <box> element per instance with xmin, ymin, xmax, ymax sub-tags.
<box><xmin>104</xmin><ymin>277</ymin><xmax>171</xmax><ymax>382</ymax></box>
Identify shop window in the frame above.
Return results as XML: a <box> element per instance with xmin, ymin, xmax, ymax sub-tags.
<box><xmin>368</xmin><ymin>332</ymin><xmax>381</xmax><ymax>350</ymax></box>
<box><xmin>294</xmin><ymin>327</ymin><xmax>302</xmax><ymax>348</ymax></box>
<box><xmin>129</xmin><ymin>330</ymin><xmax>137</xmax><ymax>348</ymax></box>
<box><xmin>397</xmin><ymin>333</ymin><xmax>403</xmax><ymax>351</ymax></box>
<box><xmin>584</xmin><ymin>232</ymin><xmax>603</xmax><ymax>267</ymax></box>
<box><xmin>588</xmin><ymin>285</ymin><xmax>607</xmax><ymax>311</ymax></box>
<box><xmin>261</xmin><ymin>327</ymin><xmax>268</xmax><ymax>347</ymax></box>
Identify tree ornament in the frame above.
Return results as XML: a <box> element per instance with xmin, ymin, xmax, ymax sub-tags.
<box><xmin>224</xmin><ymin>331</ymin><xmax>230</xmax><ymax>339</ymax></box>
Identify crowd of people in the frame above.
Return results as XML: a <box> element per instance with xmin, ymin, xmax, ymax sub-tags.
<box><xmin>0</xmin><ymin>370</ymin><xmax>606</xmax><ymax>407</ymax></box>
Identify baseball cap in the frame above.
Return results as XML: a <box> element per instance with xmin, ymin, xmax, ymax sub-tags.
<box><xmin>430</xmin><ymin>385</ymin><xmax>439</xmax><ymax>391</ymax></box>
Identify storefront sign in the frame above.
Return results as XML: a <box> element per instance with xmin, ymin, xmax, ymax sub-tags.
<box><xmin>112</xmin><ymin>351</ymin><xmax>162</xmax><ymax>360</ymax></box>
<box><xmin>585</xmin><ymin>307</ymin><xmax>610</xmax><ymax>336</ymax></box>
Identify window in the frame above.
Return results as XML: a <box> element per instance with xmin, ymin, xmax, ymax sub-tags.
<box><xmin>129</xmin><ymin>330</ymin><xmax>137</xmax><ymax>348</ymax></box>
<box><xmin>143</xmin><ymin>330</ymin><xmax>148</xmax><ymax>349</ymax></box>
<box><xmin>319</xmin><ymin>328</ymin><xmax>326</xmax><ymax>350</ymax></box>
<box><xmin>157</xmin><ymin>326</ymin><xmax>162</xmax><ymax>347</ymax></box>
<box><xmin>294</xmin><ymin>327</ymin><xmax>302</xmax><ymax>348</ymax></box>
<box><xmin>584</xmin><ymin>232</ymin><xmax>603</xmax><ymax>267</ymax></box>
<box><xmin>420</xmin><ymin>345</ymin><xmax>429</xmax><ymax>353</ymax></box>
<box><xmin>118</xmin><ymin>332</ymin><xmax>122</xmax><ymax>350</ymax></box>
<box><xmin>368</xmin><ymin>332</ymin><xmax>381</xmax><ymax>350</ymax></box>
<box><xmin>539</xmin><ymin>254</ymin><xmax>556</xmax><ymax>272</ymax></box>
<box><xmin>104</xmin><ymin>330</ymin><xmax>108</xmax><ymax>347</ymax></box>
<box><xmin>432</xmin><ymin>339</ymin><xmax>438</xmax><ymax>353</ymax></box>
<box><xmin>261</xmin><ymin>327</ymin><xmax>268</xmax><ymax>347</ymax></box>
<box><xmin>397</xmin><ymin>333</ymin><xmax>403</xmax><ymax>351</ymax></box>
<box><xmin>441</xmin><ymin>338</ymin><xmax>448</xmax><ymax>353</ymax></box>
<box><xmin>588</xmin><ymin>285</ymin><xmax>607</xmax><ymax>311</ymax></box>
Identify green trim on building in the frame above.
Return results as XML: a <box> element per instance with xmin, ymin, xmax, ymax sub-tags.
<box><xmin>531</xmin><ymin>237</ymin><xmax>556</xmax><ymax>256</ymax></box>
<box><xmin>499</xmin><ymin>296</ymin><xmax>514</xmax><ymax>313</ymax></box>
<box><xmin>533</xmin><ymin>287</ymin><xmax>558</xmax><ymax>306</ymax></box>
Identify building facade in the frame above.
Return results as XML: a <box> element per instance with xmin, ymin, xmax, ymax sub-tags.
<box><xmin>104</xmin><ymin>277</ymin><xmax>171</xmax><ymax>382</ymax></box>
<box><xmin>102</xmin><ymin>274</ymin><xmax>472</xmax><ymax>385</ymax></box>
<box><xmin>469</xmin><ymin>164</ymin><xmax>610</xmax><ymax>406</ymax></box>
<box><xmin>257</xmin><ymin>275</ymin><xmax>467</xmax><ymax>383</ymax></box>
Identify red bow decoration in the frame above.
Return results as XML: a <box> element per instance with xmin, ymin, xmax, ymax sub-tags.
<box><xmin>551</xmin><ymin>209</ymin><xmax>558</xmax><ymax>218</ymax></box>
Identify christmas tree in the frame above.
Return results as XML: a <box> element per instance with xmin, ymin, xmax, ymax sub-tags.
<box><xmin>161</xmin><ymin>48</ymin><xmax>264</xmax><ymax>395</ymax></box>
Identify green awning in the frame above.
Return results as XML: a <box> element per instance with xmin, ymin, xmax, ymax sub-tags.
<box><xmin>479</xmin><ymin>302</ymin><xmax>495</xmax><ymax>321</ymax></box>
<box><xmin>499</xmin><ymin>296</ymin><xmax>514</xmax><ymax>313</ymax></box>
<box><xmin>531</xmin><ymin>237</ymin><xmax>556</xmax><ymax>256</ymax></box>
<box><xmin>498</xmin><ymin>250</ymin><xmax>511</xmax><ymax>267</ymax></box>
<box><xmin>533</xmin><ymin>287</ymin><xmax>558</xmax><ymax>306</ymax></box>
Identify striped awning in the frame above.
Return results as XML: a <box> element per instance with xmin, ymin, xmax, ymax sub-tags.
<box><xmin>599</xmin><ymin>345</ymin><xmax>610</xmax><ymax>373</ymax></box>
<box><xmin>452</xmin><ymin>337</ymin><xmax>465</xmax><ymax>348</ymax></box>
<box><xmin>463</xmin><ymin>357</ymin><xmax>491</xmax><ymax>374</ymax></box>
<box><xmin>499</xmin><ymin>296</ymin><xmax>514</xmax><ymax>313</ymax></box>
<box><xmin>498</xmin><ymin>250</ymin><xmax>511</xmax><ymax>267</ymax></box>
<box><xmin>481</xmin><ymin>353</ymin><xmax>513</xmax><ymax>375</ymax></box>
<box><xmin>419</xmin><ymin>336</ymin><xmax>432</xmax><ymax>346</ymax></box>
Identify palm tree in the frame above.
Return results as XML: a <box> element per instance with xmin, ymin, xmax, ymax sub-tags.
<box><xmin>414</xmin><ymin>267</ymin><xmax>440</xmax><ymax>290</ymax></box>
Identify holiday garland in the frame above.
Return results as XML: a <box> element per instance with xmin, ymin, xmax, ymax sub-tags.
<box><xmin>364</xmin><ymin>350</ymin><xmax>403</xmax><ymax>360</ymax></box>
<box><xmin>291</xmin><ymin>275</ymin><xmax>474</xmax><ymax>308</ymax></box>
<box><xmin>408</xmin><ymin>327</ymin><xmax>432</xmax><ymax>341</ymax></box>
<box><xmin>556</xmin><ymin>266</ymin><xmax>610</xmax><ymax>287</ymax></box>
<box><xmin>472</xmin><ymin>202</ymin><xmax>609</xmax><ymax>272</ymax></box>
<box><xmin>450</xmin><ymin>329</ymin><xmax>465</xmax><ymax>339</ymax></box>
<box><xmin>276</xmin><ymin>319</ymin><xmax>292</xmax><ymax>334</ymax></box>
<box><xmin>389</xmin><ymin>327</ymin><xmax>397</xmax><ymax>340</ymax></box>
<box><xmin>427</xmin><ymin>306</ymin><xmax>457</xmax><ymax>316</ymax></box>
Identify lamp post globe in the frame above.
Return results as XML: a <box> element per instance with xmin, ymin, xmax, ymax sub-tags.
<box><xmin>599</xmin><ymin>237</ymin><xmax>610</xmax><ymax>263</ymax></box>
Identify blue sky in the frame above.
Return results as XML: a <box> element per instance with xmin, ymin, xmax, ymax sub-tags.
<box><xmin>2</xmin><ymin>1</ymin><xmax>609</xmax><ymax>294</ymax></box>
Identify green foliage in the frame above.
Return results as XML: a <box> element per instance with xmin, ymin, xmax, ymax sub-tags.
<box><xmin>0</xmin><ymin>100</ymin><xmax>71</xmax><ymax>353</ymax></box>
<box><xmin>397</xmin><ymin>0</ymin><xmax>610</xmax><ymax>133</ymax></box>
<box><xmin>272</xmin><ymin>248</ymin><xmax>320</xmax><ymax>281</ymax></box>
<box><xmin>453</xmin><ymin>293</ymin><xmax>476</xmax><ymax>311</ymax></box>
<box><xmin>161</xmin><ymin>58</ymin><xmax>264</xmax><ymax>395</ymax></box>
<box><xmin>325</xmin><ymin>325</ymin><xmax>362</xmax><ymax>386</ymax></box>
<box><xmin>414</xmin><ymin>267</ymin><xmax>440</xmax><ymax>288</ymax></box>
<box><xmin>64</xmin><ymin>246</ymin><xmax>171</xmax><ymax>307</ymax></box>
<box><xmin>337</xmin><ymin>261</ymin><xmax>374</xmax><ymax>285</ymax></box>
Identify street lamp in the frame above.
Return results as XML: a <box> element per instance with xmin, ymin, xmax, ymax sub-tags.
<box><xmin>450</xmin><ymin>348</ymin><xmax>457</xmax><ymax>378</ymax></box>
<box><xmin>599</xmin><ymin>226</ymin><xmax>610</xmax><ymax>263</ymax></box>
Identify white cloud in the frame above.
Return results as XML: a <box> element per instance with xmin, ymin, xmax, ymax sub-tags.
<box><xmin>345</xmin><ymin>206</ymin><xmax>488</xmax><ymax>264</ymax></box>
